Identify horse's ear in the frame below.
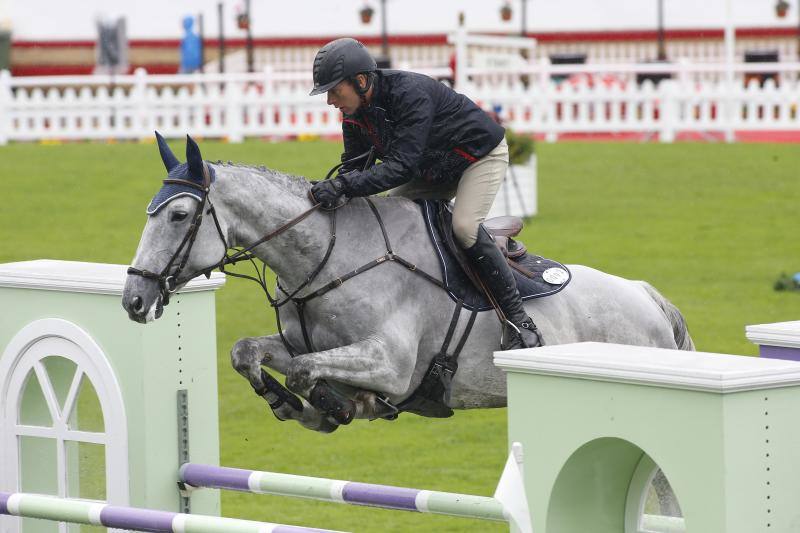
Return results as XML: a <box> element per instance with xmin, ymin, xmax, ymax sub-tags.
<box><xmin>155</xmin><ymin>131</ymin><xmax>180</xmax><ymax>172</ymax></box>
<box><xmin>185</xmin><ymin>135</ymin><xmax>204</xmax><ymax>179</ymax></box>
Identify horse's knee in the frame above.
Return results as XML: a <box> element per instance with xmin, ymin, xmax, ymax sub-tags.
<box><xmin>285</xmin><ymin>357</ymin><xmax>316</xmax><ymax>395</ymax></box>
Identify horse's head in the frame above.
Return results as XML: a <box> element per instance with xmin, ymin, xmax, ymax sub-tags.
<box><xmin>122</xmin><ymin>133</ymin><xmax>227</xmax><ymax>323</ymax></box>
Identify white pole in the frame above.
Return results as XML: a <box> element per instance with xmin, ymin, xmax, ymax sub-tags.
<box><xmin>723</xmin><ymin>0</ymin><xmax>735</xmax><ymax>142</ymax></box>
<box><xmin>454</xmin><ymin>26</ymin><xmax>468</xmax><ymax>92</ymax></box>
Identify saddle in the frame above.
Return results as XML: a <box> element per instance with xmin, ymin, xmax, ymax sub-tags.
<box><xmin>417</xmin><ymin>200</ymin><xmax>571</xmax><ymax>312</ymax></box>
<box><xmin>484</xmin><ymin>216</ymin><xmax>525</xmax><ymax>257</ymax></box>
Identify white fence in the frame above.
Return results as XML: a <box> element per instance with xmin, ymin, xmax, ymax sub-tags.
<box><xmin>463</xmin><ymin>60</ymin><xmax>800</xmax><ymax>142</ymax></box>
<box><xmin>1</xmin><ymin>61</ymin><xmax>800</xmax><ymax>145</ymax></box>
<box><xmin>0</xmin><ymin>68</ymin><xmax>336</xmax><ymax>144</ymax></box>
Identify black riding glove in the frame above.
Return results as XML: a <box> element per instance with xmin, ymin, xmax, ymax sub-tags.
<box><xmin>310</xmin><ymin>177</ymin><xmax>347</xmax><ymax>208</ymax></box>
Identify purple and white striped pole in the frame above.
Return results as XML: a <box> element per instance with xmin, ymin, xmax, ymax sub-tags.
<box><xmin>178</xmin><ymin>463</ymin><xmax>508</xmax><ymax>523</ymax></box>
<box><xmin>0</xmin><ymin>491</ymin><xmax>343</xmax><ymax>533</ymax></box>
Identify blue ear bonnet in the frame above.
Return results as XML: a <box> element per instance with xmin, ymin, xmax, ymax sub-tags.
<box><xmin>146</xmin><ymin>163</ymin><xmax>216</xmax><ymax>215</ymax></box>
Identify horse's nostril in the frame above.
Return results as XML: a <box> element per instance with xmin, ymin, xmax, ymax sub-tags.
<box><xmin>132</xmin><ymin>296</ymin><xmax>143</xmax><ymax>313</ymax></box>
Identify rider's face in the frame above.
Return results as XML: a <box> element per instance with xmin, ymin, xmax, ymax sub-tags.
<box><xmin>327</xmin><ymin>79</ymin><xmax>361</xmax><ymax>115</ymax></box>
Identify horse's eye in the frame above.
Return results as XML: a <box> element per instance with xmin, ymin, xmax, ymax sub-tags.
<box><xmin>170</xmin><ymin>211</ymin><xmax>189</xmax><ymax>222</ymax></box>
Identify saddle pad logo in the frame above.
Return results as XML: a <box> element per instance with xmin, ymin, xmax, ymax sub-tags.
<box><xmin>542</xmin><ymin>268</ymin><xmax>569</xmax><ymax>285</ymax></box>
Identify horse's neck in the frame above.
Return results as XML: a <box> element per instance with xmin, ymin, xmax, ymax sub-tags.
<box><xmin>215</xmin><ymin>166</ymin><xmax>331</xmax><ymax>288</ymax></box>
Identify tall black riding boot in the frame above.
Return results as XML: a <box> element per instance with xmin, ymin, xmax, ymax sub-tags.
<box><xmin>463</xmin><ymin>225</ymin><xmax>544</xmax><ymax>350</ymax></box>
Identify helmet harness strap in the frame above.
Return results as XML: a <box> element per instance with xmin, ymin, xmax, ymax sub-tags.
<box><xmin>351</xmin><ymin>72</ymin><xmax>374</xmax><ymax>108</ymax></box>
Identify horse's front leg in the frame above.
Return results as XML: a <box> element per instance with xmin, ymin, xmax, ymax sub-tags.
<box><xmin>285</xmin><ymin>336</ymin><xmax>416</xmax><ymax>425</ymax></box>
<box><xmin>230</xmin><ymin>334</ymin><xmax>337</xmax><ymax>433</ymax></box>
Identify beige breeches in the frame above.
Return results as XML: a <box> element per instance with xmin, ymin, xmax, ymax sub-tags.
<box><xmin>386</xmin><ymin>137</ymin><xmax>509</xmax><ymax>248</ymax></box>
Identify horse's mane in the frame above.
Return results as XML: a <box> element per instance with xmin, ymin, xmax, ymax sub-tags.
<box><xmin>211</xmin><ymin>160</ymin><xmax>312</xmax><ymax>197</ymax></box>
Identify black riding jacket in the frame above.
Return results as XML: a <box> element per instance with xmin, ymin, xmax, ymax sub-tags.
<box><xmin>337</xmin><ymin>70</ymin><xmax>505</xmax><ymax>196</ymax></box>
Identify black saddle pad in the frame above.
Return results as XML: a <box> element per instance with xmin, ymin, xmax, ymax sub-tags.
<box><xmin>418</xmin><ymin>200</ymin><xmax>571</xmax><ymax>312</ymax></box>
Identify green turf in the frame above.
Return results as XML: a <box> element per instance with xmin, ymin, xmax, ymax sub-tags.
<box><xmin>1</xmin><ymin>139</ymin><xmax>797</xmax><ymax>532</ymax></box>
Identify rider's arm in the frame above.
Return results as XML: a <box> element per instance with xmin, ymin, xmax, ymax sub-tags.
<box><xmin>339</xmin><ymin>119</ymin><xmax>370</xmax><ymax>174</ymax></box>
<box><xmin>339</xmin><ymin>86</ymin><xmax>434</xmax><ymax>196</ymax></box>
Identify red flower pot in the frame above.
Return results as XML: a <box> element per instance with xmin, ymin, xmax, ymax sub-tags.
<box><xmin>360</xmin><ymin>6</ymin><xmax>374</xmax><ymax>24</ymax></box>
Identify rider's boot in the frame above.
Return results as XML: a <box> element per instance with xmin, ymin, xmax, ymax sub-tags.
<box><xmin>463</xmin><ymin>225</ymin><xmax>544</xmax><ymax>350</ymax></box>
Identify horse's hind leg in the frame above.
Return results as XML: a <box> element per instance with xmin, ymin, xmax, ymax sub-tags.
<box><xmin>231</xmin><ymin>335</ymin><xmax>336</xmax><ymax>433</ymax></box>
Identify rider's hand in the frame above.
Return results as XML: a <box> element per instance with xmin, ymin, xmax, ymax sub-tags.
<box><xmin>310</xmin><ymin>177</ymin><xmax>347</xmax><ymax>208</ymax></box>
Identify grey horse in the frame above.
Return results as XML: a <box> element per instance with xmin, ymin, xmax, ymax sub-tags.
<box><xmin>123</xmin><ymin>136</ymin><xmax>694</xmax><ymax>433</ymax></box>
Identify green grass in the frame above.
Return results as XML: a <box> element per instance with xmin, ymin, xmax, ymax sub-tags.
<box><xmin>1</xmin><ymin>139</ymin><xmax>797</xmax><ymax>532</ymax></box>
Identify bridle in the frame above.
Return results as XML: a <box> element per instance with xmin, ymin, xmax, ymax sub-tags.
<box><xmin>128</xmin><ymin>163</ymin><xmax>216</xmax><ymax>304</ymax></box>
<box><xmin>126</xmin><ymin>151</ymin><xmax>372</xmax><ymax>309</ymax></box>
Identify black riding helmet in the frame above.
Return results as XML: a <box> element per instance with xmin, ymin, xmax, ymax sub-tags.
<box><xmin>309</xmin><ymin>38</ymin><xmax>377</xmax><ymax>96</ymax></box>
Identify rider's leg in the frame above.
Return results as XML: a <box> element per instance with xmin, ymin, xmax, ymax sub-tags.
<box><xmin>452</xmin><ymin>138</ymin><xmax>543</xmax><ymax>349</ymax></box>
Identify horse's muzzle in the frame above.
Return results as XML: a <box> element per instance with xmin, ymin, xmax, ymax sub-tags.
<box><xmin>122</xmin><ymin>276</ymin><xmax>165</xmax><ymax>323</ymax></box>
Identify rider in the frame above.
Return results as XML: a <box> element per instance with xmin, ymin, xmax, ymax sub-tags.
<box><xmin>308</xmin><ymin>38</ymin><xmax>542</xmax><ymax>350</ymax></box>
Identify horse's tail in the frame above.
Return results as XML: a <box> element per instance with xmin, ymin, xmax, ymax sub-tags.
<box><xmin>638</xmin><ymin>281</ymin><xmax>696</xmax><ymax>351</ymax></box>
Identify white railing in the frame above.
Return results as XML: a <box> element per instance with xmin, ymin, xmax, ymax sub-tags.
<box><xmin>463</xmin><ymin>59</ymin><xmax>800</xmax><ymax>86</ymax></box>
<box><xmin>460</xmin><ymin>60</ymin><xmax>800</xmax><ymax>141</ymax></box>
<box><xmin>474</xmin><ymin>76</ymin><xmax>800</xmax><ymax>142</ymax></box>
<box><xmin>0</xmin><ymin>68</ymin><xmax>336</xmax><ymax>144</ymax></box>
<box><xmin>1</xmin><ymin>61</ymin><xmax>799</xmax><ymax>145</ymax></box>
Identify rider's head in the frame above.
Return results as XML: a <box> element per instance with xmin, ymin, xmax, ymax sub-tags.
<box><xmin>309</xmin><ymin>38</ymin><xmax>377</xmax><ymax>115</ymax></box>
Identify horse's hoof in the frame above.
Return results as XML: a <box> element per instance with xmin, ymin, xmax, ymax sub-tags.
<box><xmin>310</xmin><ymin>381</ymin><xmax>355</xmax><ymax>425</ymax></box>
